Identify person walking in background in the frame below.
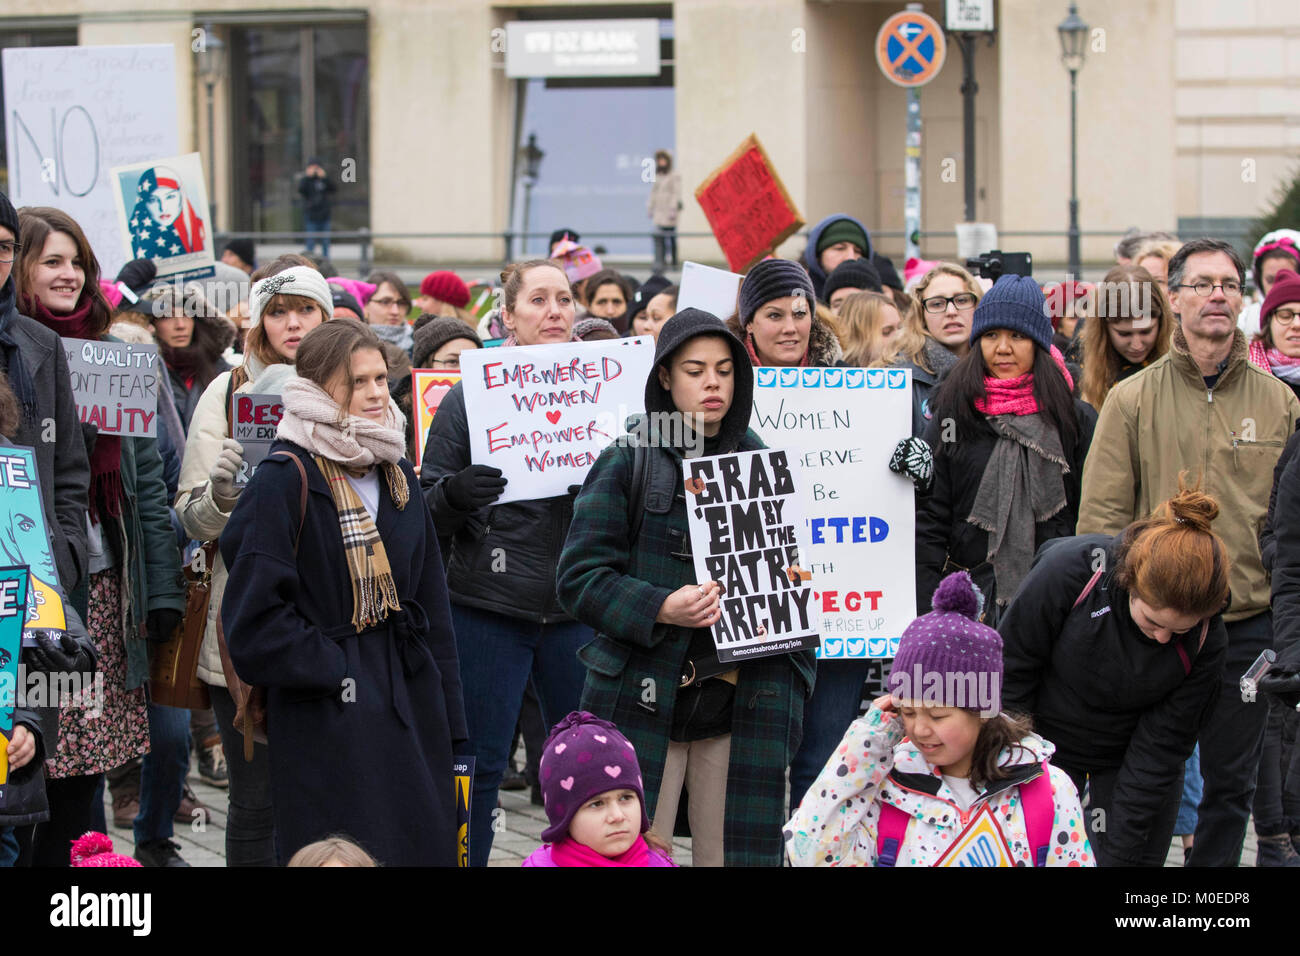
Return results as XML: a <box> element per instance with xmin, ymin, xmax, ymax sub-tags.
<box><xmin>647</xmin><ymin>149</ymin><xmax>681</xmax><ymax>272</ymax></box>
<box><xmin>298</xmin><ymin>159</ymin><xmax>336</xmax><ymax>258</ymax></box>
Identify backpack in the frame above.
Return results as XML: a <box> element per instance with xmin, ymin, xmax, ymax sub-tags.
<box><xmin>876</xmin><ymin>760</ymin><xmax>1056</xmax><ymax>867</ymax></box>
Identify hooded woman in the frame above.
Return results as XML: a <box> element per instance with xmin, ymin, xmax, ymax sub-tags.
<box><xmin>557</xmin><ymin>308</ymin><xmax>815</xmax><ymax>866</ymax></box>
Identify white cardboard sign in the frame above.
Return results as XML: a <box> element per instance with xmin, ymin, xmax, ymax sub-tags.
<box><xmin>677</xmin><ymin>261</ymin><xmax>743</xmax><ymax>320</ymax></box>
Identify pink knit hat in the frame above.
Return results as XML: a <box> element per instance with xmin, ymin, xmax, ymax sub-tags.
<box><xmin>70</xmin><ymin>831</ymin><xmax>142</xmax><ymax>867</ymax></box>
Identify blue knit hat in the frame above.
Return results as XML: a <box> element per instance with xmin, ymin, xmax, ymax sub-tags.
<box><xmin>969</xmin><ymin>274</ymin><xmax>1053</xmax><ymax>353</ymax></box>
<box><xmin>738</xmin><ymin>258</ymin><xmax>816</xmax><ymax>326</ymax></box>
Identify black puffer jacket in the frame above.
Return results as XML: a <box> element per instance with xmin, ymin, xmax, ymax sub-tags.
<box><xmin>916</xmin><ymin>399</ymin><xmax>1096</xmax><ymax>613</ymax></box>
<box><xmin>1260</xmin><ymin>429</ymin><xmax>1300</xmax><ymax>575</ymax></box>
<box><xmin>420</xmin><ymin>381</ymin><xmax>575</xmax><ymax>622</ymax></box>
<box><xmin>1268</xmin><ymin>443</ymin><xmax>1300</xmax><ymax>702</ymax></box>
<box><xmin>1000</xmin><ymin>534</ymin><xmax>1226</xmax><ymax>865</ymax></box>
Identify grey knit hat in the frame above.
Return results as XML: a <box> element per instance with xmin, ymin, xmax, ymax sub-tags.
<box><xmin>737</xmin><ymin>258</ymin><xmax>816</xmax><ymax>326</ymax></box>
<box><xmin>412</xmin><ymin>315</ymin><xmax>483</xmax><ymax>368</ymax></box>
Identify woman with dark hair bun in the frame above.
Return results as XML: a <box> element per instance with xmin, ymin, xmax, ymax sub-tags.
<box><xmin>917</xmin><ymin>275</ymin><xmax>1096</xmax><ymax>621</ymax></box>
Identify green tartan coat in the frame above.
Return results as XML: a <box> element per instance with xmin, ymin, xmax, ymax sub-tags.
<box><xmin>556</xmin><ymin>427</ymin><xmax>816</xmax><ymax>867</ymax></box>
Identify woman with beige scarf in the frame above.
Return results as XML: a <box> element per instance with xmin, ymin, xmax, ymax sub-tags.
<box><xmin>219</xmin><ymin>318</ymin><xmax>467</xmax><ymax>866</ymax></box>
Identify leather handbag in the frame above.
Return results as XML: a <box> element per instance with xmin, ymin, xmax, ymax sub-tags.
<box><xmin>147</xmin><ymin>541</ymin><xmax>215</xmax><ymax>710</ymax></box>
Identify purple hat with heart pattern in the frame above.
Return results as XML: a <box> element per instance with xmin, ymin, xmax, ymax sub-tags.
<box><xmin>539</xmin><ymin>711</ymin><xmax>648</xmax><ymax>844</ymax></box>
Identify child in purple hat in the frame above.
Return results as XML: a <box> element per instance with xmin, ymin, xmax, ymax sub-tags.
<box><xmin>523</xmin><ymin>712</ymin><xmax>676</xmax><ymax>867</ymax></box>
<box><xmin>784</xmin><ymin>572</ymin><xmax>1091</xmax><ymax>867</ymax></box>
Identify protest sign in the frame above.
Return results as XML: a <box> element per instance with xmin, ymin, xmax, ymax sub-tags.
<box><xmin>749</xmin><ymin>366</ymin><xmax>915</xmax><ymax>659</ymax></box>
<box><xmin>0</xmin><ymin>566</ymin><xmax>31</xmax><ymax>786</ymax></box>
<box><xmin>459</xmin><ymin>337</ymin><xmax>655</xmax><ymax>504</ymax></box>
<box><xmin>411</xmin><ymin>370</ymin><xmax>462</xmax><ymax>465</ymax></box>
<box><xmin>62</xmin><ymin>338</ymin><xmax>159</xmax><ymax>439</ymax></box>
<box><xmin>683</xmin><ymin>448</ymin><xmax>820</xmax><ymax>664</ymax></box>
<box><xmin>0</xmin><ymin>446</ymin><xmax>66</xmax><ymax>650</ymax></box>
<box><xmin>2</xmin><ymin>44</ymin><xmax>179</xmax><ymax>278</ymax></box>
<box><xmin>934</xmin><ymin>804</ymin><xmax>1015</xmax><ymax>867</ymax></box>
<box><xmin>454</xmin><ymin>756</ymin><xmax>475</xmax><ymax>868</ymax></box>
<box><xmin>111</xmin><ymin>152</ymin><xmax>215</xmax><ymax>282</ymax></box>
<box><xmin>695</xmin><ymin>133</ymin><xmax>804</xmax><ymax>273</ymax></box>
<box><xmin>230</xmin><ymin>393</ymin><xmax>284</xmax><ymax>487</ymax></box>
<box><xmin>677</xmin><ymin>261</ymin><xmax>743</xmax><ymax>319</ymax></box>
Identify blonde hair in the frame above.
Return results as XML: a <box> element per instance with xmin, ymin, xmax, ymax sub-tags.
<box><xmin>421</xmin><ymin>298</ymin><xmax>475</xmax><ymax>324</ymax></box>
<box><xmin>287</xmin><ymin>836</ymin><xmax>378</xmax><ymax>868</ymax></box>
<box><xmin>899</xmin><ymin>263</ymin><xmax>984</xmax><ymax>372</ymax></box>
<box><xmin>1078</xmin><ymin>264</ymin><xmax>1173</xmax><ymax>410</ymax></box>
<box><xmin>831</xmin><ymin>292</ymin><xmax>901</xmax><ymax>367</ymax></box>
<box><xmin>1132</xmin><ymin>239</ymin><xmax>1182</xmax><ymax>268</ymax></box>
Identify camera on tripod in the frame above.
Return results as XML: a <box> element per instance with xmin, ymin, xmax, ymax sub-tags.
<box><xmin>966</xmin><ymin>250</ymin><xmax>1033</xmax><ymax>281</ymax></box>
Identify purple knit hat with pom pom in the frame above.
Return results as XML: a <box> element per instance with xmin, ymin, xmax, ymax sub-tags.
<box><xmin>887</xmin><ymin>572</ymin><xmax>1003</xmax><ymax>716</ymax></box>
<box><xmin>539</xmin><ymin>711</ymin><xmax>648</xmax><ymax>844</ymax></box>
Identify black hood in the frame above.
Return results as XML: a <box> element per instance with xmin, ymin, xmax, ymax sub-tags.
<box><xmin>642</xmin><ymin>308</ymin><xmax>753</xmax><ymax>454</ymax></box>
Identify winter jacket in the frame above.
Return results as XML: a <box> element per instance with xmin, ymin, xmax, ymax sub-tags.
<box><xmin>298</xmin><ymin>172</ymin><xmax>335</xmax><ymax>220</ymax></box>
<box><xmin>784</xmin><ymin>704</ymin><xmax>1093</xmax><ymax>866</ymax></box>
<box><xmin>1077</xmin><ymin>326</ymin><xmax>1300</xmax><ymax>622</ymax></box>
<box><xmin>0</xmin><ymin>708</ymin><xmax>46</xmax><ymax>827</ymax></box>
<box><xmin>1259</xmin><ymin>429</ymin><xmax>1300</xmax><ymax>575</ymax></box>
<box><xmin>0</xmin><ymin>279</ymin><xmax>89</xmax><ymax>593</ymax></box>
<box><xmin>1000</xmin><ymin>534</ymin><xmax>1226</xmax><ymax>865</ymax></box>
<box><xmin>724</xmin><ymin>311</ymin><xmax>846</xmax><ymax>368</ymax></box>
<box><xmin>901</xmin><ymin>338</ymin><xmax>958</xmax><ymax>438</ymax></box>
<box><xmin>220</xmin><ymin>440</ymin><xmax>468</xmax><ymax>866</ymax></box>
<box><xmin>800</xmin><ymin>215</ymin><xmax>873</xmax><ymax>300</ymax></box>
<box><xmin>521</xmin><ymin>843</ymin><xmax>676</xmax><ymax>866</ymax></box>
<box><xmin>177</xmin><ymin>355</ymin><xmax>295</xmax><ymax>687</ymax></box>
<box><xmin>419</xmin><ymin>381</ymin><xmax>577</xmax><ymax>623</ymax></box>
<box><xmin>647</xmin><ymin>170</ymin><xmax>681</xmax><ymax>229</ymax></box>
<box><xmin>1268</xmin><ymin>446</ymin><xmax>1300</xmax><ymax>680</ymax></box>
<box><xmin>916</xmin><ymin>399</ymin><xmax>1097</xmax><ymax>613</ymax></box>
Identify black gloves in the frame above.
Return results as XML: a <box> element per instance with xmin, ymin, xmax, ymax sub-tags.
<box><xmin>889</xmin><ymin>436</ymin><xmax>934</xmax><ymax>493</ymax></box>
<box><xmin>145</xmin><ymin>608</ymin><xmax>183</xmax><ymax>644</ymax></box>
<box><xmin>1258</xmin><ymin>666</ymin><xmax>1300</xmax><ymax>709</ymax></box>
<box><xmin>444</xmin><ymin>464</ymin><xmax>507</xmax><ymax>511</ymax></box>
<box><xmin>26</xmin><ymin>631</ymin><xmax>96</xmax><ymax>674</ymax></box>
<box><xmin>81</xmin><ymin>421</ymin><xmax>99</xmax><ymax>458</ymax></box>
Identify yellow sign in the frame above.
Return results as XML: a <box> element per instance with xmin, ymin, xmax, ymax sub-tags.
<box><xmin>934</xmin><ymin>804</ymin><xmax>1015</xmax><ymax>867</ymax></box>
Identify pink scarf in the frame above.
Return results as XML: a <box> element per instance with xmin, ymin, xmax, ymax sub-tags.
<box><xmin>974</xmin><ymin>345</ymin><xmax>1073</xmax><ymax>417</ymax></box>
<box><xmin>549</xmin><ymin>836</ymin><xmax>651</xmax><ymax>868</ymax></box>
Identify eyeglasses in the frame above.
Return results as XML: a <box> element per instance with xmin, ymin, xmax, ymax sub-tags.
<box><xmin>369</xmin><ymin>297</ymin><xmax>407</xmax><ymax>310</ymax></box>
<box><xmin>1272</xmin><ymin>308</ymin><xmax>1300</xmax><ymax>326</ymax></box>
<box><xmin>428</xmin><ymin>358</ymin><xmax>461</xmax><ymax>369</ymax></box>
<box><xmin>1171</xmin><ymin>280</ymin><xmax>1242</xmax><ymax>297</ymax></box>
<box><xmin>922</xmin><ymin>293</ymin><xmax>978</xmax><ymax>314</ymax></box>
<box><xmin>0</xmin><ymin>240</ymin><xmax>20</xmax><ymax>263</ymax></box>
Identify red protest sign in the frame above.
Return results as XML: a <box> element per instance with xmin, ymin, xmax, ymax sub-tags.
<box><xmin>694</xmin><ymin>133</ymin><xmax>804</xmax><ymax>273</ymax></box>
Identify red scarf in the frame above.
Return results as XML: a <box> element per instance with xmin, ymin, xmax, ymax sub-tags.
<box><xmin>745</xmin><ymin>334</ymin><xmax>809</xmax><ymax>368</ymax></box>
<box><xmin>974</xmin><ymin>345</ymin><xmax>1073</xmax><ymax>417</ymax></box>
<box><xmin>22</xmin><ymin>293</ymin><xmax>123</xmax><ymax>521</ymax></box>
<box><xmin>549</xmin><ymin>836</ymin><xmax>652</xmax><ymax>867</ymax></box>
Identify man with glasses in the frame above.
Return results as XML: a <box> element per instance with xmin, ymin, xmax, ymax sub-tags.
<box><xmin>1078</xmin><ymin>237</ymin><xmax>1300</xmax><ymax>866</ymax></box>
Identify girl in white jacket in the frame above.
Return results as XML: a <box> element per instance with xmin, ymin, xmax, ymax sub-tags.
<box><xmin>785</xmin><ymin>571</ymin><xmax>1093</xmax><ymax>867</ymax></box>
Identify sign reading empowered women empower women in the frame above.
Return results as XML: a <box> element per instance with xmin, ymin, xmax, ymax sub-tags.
<box><xmin>63</xmin><ymin>338</ymin><xmax>160</xmax><ymax>439</ymax></box>
<box><xmin>684</xmin><ymin>448</ymin><xmax>820</xmax><ymax>664</ymax></box>
<box><xmin>459</xmin><ymin>338</ymin><xmax>655</xmax><ymax>504</ymax></box>
<box><xmin>748</xmin><ymin>366</ymin><xmax>915</xmax><ymax>659</ymax></box>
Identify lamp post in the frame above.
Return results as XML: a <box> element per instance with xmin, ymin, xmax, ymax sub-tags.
<box><xmin>196</xmin><ymin>24</ymin><xmax>226</xmax><ymax>229</ymax></box>
<box><xmin>519</xmin><ymin>132</ymin><xmax>544</xmax><ymax>256</ymax></box>
<box><xmin>1058</xmin><ymin>3</ymin><xmax>1088</xmax><ymax>279</ymax></box>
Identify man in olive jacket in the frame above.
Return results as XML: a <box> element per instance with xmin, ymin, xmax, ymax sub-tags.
<box><xmin>1077</xmin><ymin>238</ymin><xmax>1300</xmax><ymax>866</ymax></box>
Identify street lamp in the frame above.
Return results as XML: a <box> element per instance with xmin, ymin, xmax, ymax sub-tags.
<box><xmin>519</xmin><ymin>132</ymin><xmax>544</xmax><ymax>256</ymax></box>
<box><xmin>196</xmin><ymin>23</ymin><xmax>226</xmax><ymax>229</ymax></box>
<box><xmin>1058</xmin><ymin>3</ymin><xmax>1088</xmax><ymax>279</ymax></box>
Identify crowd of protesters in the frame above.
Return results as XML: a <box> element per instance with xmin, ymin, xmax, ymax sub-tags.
<box><xmin>1</xmin><ymin>180</ymin><xmax>1299</xmax><ymax>868</ymax></box>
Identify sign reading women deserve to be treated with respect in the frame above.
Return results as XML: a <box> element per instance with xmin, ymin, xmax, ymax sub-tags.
<box><xmin>684</xmin><ymin>448</ymin><xmax>820</xmax><ymax>664</ymax></box>
<box><xmin>62</xmin><ymin>338</ymin><xmax>160</xmax><ymax>438</ymax></box>
<box><xmin>459</xmin><ymin>337</ymin><xmax>655</xmax><ymax>504</ymax></box>
<box><xmin>748</xmin><ymin>366</ymin><xmax>915</xmax><ymax>659</ymax></box>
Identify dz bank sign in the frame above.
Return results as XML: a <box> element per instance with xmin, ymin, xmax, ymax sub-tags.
<box><xmin>505</xmin><ymin>19</ymin><xmax>661</xmax><ymax>78</ymax></box>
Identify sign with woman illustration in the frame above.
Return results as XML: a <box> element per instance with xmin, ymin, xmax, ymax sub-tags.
<box><xmin>111</xmin><ymin>152</ymin><xmax>215</xmax><ymax>281</ymax></box>
<box><xmin>0</xmin><ymin>447</ymin><xmax>67</xmax><ymax>648</ymax></box>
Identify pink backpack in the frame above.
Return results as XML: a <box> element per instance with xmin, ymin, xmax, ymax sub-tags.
<box><xmin>876</xmin><ymin>762</ymin><xmax>1056</xmax><ymax>867</ymax></box>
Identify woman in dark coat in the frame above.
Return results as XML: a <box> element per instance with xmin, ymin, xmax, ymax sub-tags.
<box><xmin>557</xmin><ymin>308</ymin><xmax>815</xmax><ymax>866</ymax></box>
<box><xmin>999</xmin><ymin>489</ymin><xmax>1230</xmax><ymax>866</ymax></box>
<box><xmin>221</xmin><ymin>319</ymin><xmax>466</xmax><ymax>866</ymax></box>
<box><xmin>917</xmin><ymin>275</ymin><xmax>1096</xmax><ymax>620</ymax></box>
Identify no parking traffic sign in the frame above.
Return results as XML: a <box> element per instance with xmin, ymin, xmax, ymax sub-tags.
<box><xmin>876</xmin><ymin>9</ymin><xmax>946</xmax><ymax>87</ymax></box>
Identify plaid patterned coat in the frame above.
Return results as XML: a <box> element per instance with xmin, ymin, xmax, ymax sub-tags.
<box><xmin>557</xmin><ymin>426</ymin><xmax>816</xmax><ymax>867</ymax></box>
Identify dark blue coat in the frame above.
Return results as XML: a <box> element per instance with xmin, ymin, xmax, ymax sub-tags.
<box><xmin>220</xmin><ymin>440</ymin><xmax>468</xmax><ymax>866</ymax></box>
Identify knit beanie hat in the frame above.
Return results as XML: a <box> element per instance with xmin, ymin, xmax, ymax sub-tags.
<box><xmin>419</xmin><ymin>270</ymin><xmax>470</xmax><ymax>309</ymax></box>
<box><xmin>70</xmin><ymin>831</ymin><xmax>141</xmax><ymax>867</ymax></box>
<box><xmin>738</xmin><ymin>258</ymin><xmax>816</xmax><ymax>326</ymax></box>
<box><xmin>539</xmin><ymin>711</ymin><xmax>648</xmax><ymax>844</ymax></box>
<box><xmin>969</xmin><ymin>274</ymin><xmax>1053</xmax><ymax>353</ymax></box>
<box><xmin>822</xmin><ymin>258</ymin><xmax>883</xmax><ymax>302</ymax></box>
<box><xmin>411</xmin><ymin>315</ymin><xmax>482</xmax><ymax>368</ymax></box>
<box><xmin>873</xmin><ymin>252</ymin><xmax>904</xmax><ymax>292</ymax></box>
<box><xmin>248</xmin><ymin>266</ymin><xmax>334</xmax><ymax>328</ymax></box>
<box><xmin>815</xmin><ymin>218</ymin><xmax>871</xmax><ymax>259</ymax></box>
<box><xmin>1261</xmin><ymin>269</ymin><xmax>1300</xmax><ymax>326</ymax></box>
<box><xmin>114</xmin><ymin>259</ymin><xmax>158</xmax><ymax>303</ymax></box>
<box><xmin>573</xmin><ymin>316</ymin><xmax>619</xmax><ymax>340</ymax></box>
<box><xmin>0</xmin><ymin>190</ymin><xmax>18</xmax><ymax>242</ymax></box>
<box><xmin>222</xmin><ymin>238</ymin><xmax>256</xmax><ymax>269</ymax></box>
<box><xmin>328</xmin><ymin>283</ymin><xmax>365</xmax><ymax>319</ymax></box>
<box><xmin>888</xmin><ymin>572</ymin><xmax>1003</xmax><ymax>716</ymax></box>
<box><xmin>629</xmin><ymin>274</ymin><xmax>672</xmax><ymax>317</ymax></box>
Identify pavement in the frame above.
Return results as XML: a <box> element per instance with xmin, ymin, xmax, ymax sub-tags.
<box><xmin>102</xmin><ymin>744</ymin><xmax>1255</xmax><ymax>868</ymax></box>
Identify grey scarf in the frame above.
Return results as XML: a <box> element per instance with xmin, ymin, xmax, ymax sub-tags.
<box><xmin>371</xmin><ymin>321</ymin><xmax>414</xmax><ymax>354</ymax></box>
<box><xmin>966</xmin><ymin>413</ymin><xmax>1069</xmax><ymax>606</ymax></box>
